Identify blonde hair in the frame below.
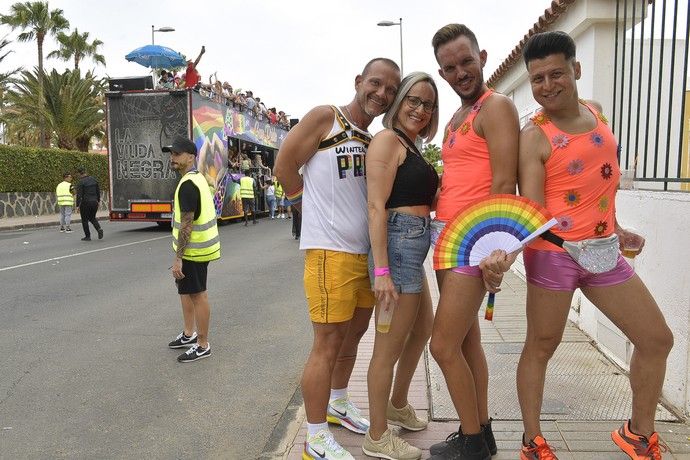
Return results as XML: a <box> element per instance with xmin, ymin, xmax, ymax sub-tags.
<box><xmin>382</xmin><ymin>72</ymin><xmax>439</xmax><ymax>142</ymax></box>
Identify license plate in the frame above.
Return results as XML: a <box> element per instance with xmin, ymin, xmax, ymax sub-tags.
<box><xmin>160</xmin><ymin>213</ymin><xmax>172</xmax><ymax>219</ymax></box>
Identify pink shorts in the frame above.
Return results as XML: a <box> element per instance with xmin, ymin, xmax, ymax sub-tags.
<box><xmin>431</xmin><ymin>218</ymin><xmax>482</xmax><ymax>278</ymax></box>
<box><xmin>524</xmin><ymin>247</ymin><xmax>635</xmax><ymax>291</ymax></box>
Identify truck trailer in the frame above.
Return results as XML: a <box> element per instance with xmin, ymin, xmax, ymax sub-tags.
<box><xmin>106</xmin><ymin>87</ymin><xmax>288</xmax><ymax>223</ymax></box>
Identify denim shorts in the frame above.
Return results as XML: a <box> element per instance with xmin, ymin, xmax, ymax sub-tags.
<box><xmin>369</xmin><ymin>211</ymin><xmax>431</xmax><ymax>294</ymax></box>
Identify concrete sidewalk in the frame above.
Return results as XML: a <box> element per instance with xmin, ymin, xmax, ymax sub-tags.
<box><xmin>277</xmin><ymin>257</ymin><xmax>690</xmax><ymax>459</ymax></box>
<box><xmin>0</xmin><ymin>210</ymin><xmax>110</xmax><ymax>231</ymax></box>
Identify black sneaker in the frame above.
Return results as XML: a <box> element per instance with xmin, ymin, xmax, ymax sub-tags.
<box><xmin>65</xmin><ymin>227</ymin><xmax>72</xmax><ymax>233</ymax></box>
<box><xmin>81</xmin><ymin>236</ymin><xmax>91</xmax><ymax>241</ymax></box>
<box><xmin>168</xmin><ymin>331</ymin><xmax>198</xmax><ymax>349</ymax></box>
<box><xmin>429</xmin><ymin>429</ymin><xmax>490</xmax><ymax>460</ymax></box>
<box><xmin>430</xmin><ymin>421</ymin><xmax>497</xmax><ymax>456</ymax></box>
<box><xmin>177</xmin><ymin>343</ymin><xmax>211</xmax><ymax>362</ymax></box>
<box><xmin>60</xmin><ymin>227</ymin><xmax>65</xmax><ymax>232</ymax></box>
<box><xmin>97</xmin><ymin>228</ymin><xmax>104</xmax><ymax>239</ymax></box>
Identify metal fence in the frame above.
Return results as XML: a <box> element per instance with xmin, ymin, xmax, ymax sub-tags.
<box><xmin>611</xmin><ymin>0</ymin><xmax>690</xmax><ymax>191</ymax></box>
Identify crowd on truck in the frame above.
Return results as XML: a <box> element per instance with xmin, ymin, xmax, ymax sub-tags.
<box><xmin>153</xmin><ymin>45</ymin><xmax>291</xmax><ymax>130</ymax></box>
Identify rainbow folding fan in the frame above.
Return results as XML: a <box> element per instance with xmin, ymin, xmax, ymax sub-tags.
<box><xmin>433</xmin><ymin>194</ymin><xmax>557</xmax><ymax>320</ymax></box>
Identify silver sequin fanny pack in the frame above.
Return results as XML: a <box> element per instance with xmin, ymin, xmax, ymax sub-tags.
<box><xmin>542</xmin><ymin>231</ymin><xmax>619</xmax><ymax>274</ymax></box>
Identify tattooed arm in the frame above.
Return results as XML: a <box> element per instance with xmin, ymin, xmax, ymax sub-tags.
<box><xmin>172</xmin><ymin>211</ymin><xmax>194</xmax><ymax>280</ymax></box>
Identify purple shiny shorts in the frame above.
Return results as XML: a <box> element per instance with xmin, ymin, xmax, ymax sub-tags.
<box><xmin>523</xmin><ymin>247</ymin><xmax>635</xmax><ymax>291</ymax></box>
<box><xmin>430</xmin><ymin>219</ymin><xmax>482</xmax><ymax>278</ymax></box>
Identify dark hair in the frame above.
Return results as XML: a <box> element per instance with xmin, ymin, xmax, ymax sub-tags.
<box><xmin>63</xmin><ymin>172</ymin><xmax>71</xmax><ymax>179</ymax></box>
<box><xmin>77</xmin><ymin>167</ymin><xmax>85</xmax><ymax>175</ymax></box>
<box><xmin>361</xmin><ymin>57</ymin><xmax>400</xmax><ymax>76</ymax></box>
<box><xmin>432</xmin><ymin>24</ymin><xmax>480</xmax><ymax>58</ymax></box>
<box><xmin>523</xmin><ymin>31</ymin><xmax>576</xmax><ymax>65</ymax></box>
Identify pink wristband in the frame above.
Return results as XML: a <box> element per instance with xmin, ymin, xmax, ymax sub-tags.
<box><xmin>374</xmin><ymin>267</ymin><xmax>390</xmax><ymax>277</ymax></box>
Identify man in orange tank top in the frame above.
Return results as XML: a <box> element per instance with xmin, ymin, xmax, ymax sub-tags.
<box><xmin>427</xmin><ymin>24</ymin><xmax>519</xmax><ymax>460</ymax></box>
<box><xmin>517</xmin><ymin>31</ymin><xmax>672</xmax><ymax>460</ymax></box>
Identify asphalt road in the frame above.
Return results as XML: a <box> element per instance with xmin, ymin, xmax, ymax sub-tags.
<box><xmin>0</xmin><ymin>218</ymin><xmax>311</xmax><ymax>459</ymax></box>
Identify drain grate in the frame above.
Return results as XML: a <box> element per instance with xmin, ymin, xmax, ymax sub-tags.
<box><xmin>428</xmin><ymin>341</ymin><xmax>679</xmax><ymax>422</ymax></box>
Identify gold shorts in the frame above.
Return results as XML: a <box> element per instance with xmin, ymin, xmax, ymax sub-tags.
<box><xmin>304</xmin><ymin>249</ymin><xmax>375</xmax><ymax>323</ymax></box>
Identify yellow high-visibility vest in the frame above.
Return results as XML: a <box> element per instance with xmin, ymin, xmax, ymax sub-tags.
<box><xmin>172</xmin><ymin>171</ymin><xmax>220</xmax><ymax>262</ymax></box>
<box><xmin>240</xmin><ymin>175</ymin><xmax>255</xmax><ymax>199</ymax></box>
<box><xmin>275</xmin><ymin>182</ymin><xmax>284</xmax><ymax>198</ymax></box>
<box><xmin>56</xmin><ymin>181</ymin><xmax>74</xmax><ymax>206</ymax></box>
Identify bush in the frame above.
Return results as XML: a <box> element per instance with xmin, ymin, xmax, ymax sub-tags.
<box><xmin>0</xmin><ymin>145</ymin><xmax>108</xmax><ymax>193</ymax></box>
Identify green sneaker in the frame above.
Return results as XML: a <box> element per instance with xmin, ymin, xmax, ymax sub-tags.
<box><xmin>386</xmin><ymin>401</ymin><xmax>428</xmax><ymax>432</ymax></box>
<box><xmin>303</xmin><ymin>429</ymin><xmax>354</xmax><ymax>460</ymax></box>
<box><xmin>362</xmin><ymin>428</ymin><xmax>422</xmax><ymax>460</ymax></box>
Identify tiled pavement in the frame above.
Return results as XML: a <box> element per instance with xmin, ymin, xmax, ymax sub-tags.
<box><xmin>280</xmin><ymin>257</ymin><xmax>690</xmax><ymax>459</ymax></box>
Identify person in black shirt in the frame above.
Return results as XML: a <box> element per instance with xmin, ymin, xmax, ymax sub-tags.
<box><xmin>76</xmin><ymin>167</ymin><xmax>103</xmax><ymax>241</ymax></box>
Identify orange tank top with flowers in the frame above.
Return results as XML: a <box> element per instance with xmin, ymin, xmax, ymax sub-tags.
<box><xmin>436</xmin><ymin>90</ymin><xmax>494</xmax><ymax>222</ymax></box>
<box><xmin>529</xmin><ymin>102</ymin><xmax>619</xmax><ymax>252</ymax></box>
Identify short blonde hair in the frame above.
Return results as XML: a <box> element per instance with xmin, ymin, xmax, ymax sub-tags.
<box><xmin>382</xmin><ymin>72</ymin><xmax>439</xmax><ymax>143</ymax></box>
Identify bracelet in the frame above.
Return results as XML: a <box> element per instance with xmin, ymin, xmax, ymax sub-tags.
<box><xmin>374</xmin><ymin>267</ymin><xmax>390</xmax><ymax>277</ymax></box>
<box><xmin>286</xmin><ymin>185</ymin><xmax>303</xmax><ymax>203</ymax></box>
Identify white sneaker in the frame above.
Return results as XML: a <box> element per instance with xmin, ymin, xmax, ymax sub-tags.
<box><xmin>303</xmin><ymin>429</ymin><xmax>354</xmax><ymax>459</ymax></box>
<box><xmin>327</xmin><ymin>396</ymin><xmax>370</xmax><ymax>434</ymax></box>
<box><xmin>362</xmin><ymin>429</ymin><xmax>422</xmax><ymax>460</ymax></box>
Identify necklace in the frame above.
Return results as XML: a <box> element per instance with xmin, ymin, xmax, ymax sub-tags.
<box><xmin>342</xmin><ymin>105</ymin><xmax>366</xmax><ymax>130</ymax></box>
<box><xmin>342</xmin><ymin>105</ymin><xmax>354</xmax><ymax>121</ymax></box>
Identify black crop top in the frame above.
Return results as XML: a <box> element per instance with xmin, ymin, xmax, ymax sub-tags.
<box><xmin>385</xmin><ymin>129</ymin><xmax>440</xmax><ymax>209</ymax></box>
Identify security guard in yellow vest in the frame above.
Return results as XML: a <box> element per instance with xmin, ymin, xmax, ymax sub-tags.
<box><xmin>239</xmin><ymin>171</ymin><xmax>257</xmax><ymax>226</ymax></box>
<box><xmin>163</xmin><ymin>137</ymin><xmax>220</xmax><ymax>363</ymax></box>
<box><xmin>56</xmin><ymin>172</ymin><xmax>74</xmax><ymax>233</ymax></box>
<box><xmin>274</xmin><ymin>181</ymin><xmax>285</xmax><ymax>218</ymax></box>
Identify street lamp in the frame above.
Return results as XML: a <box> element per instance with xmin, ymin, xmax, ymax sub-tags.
<box><xmin>377</xmin><ymin>18</ymin><xmax>403</xmax><ymax>75</ymax></box>
<box><xmin>152</xmin><ymin>25</ymin><xmax>175</xmax><ymax>45</ymax></box>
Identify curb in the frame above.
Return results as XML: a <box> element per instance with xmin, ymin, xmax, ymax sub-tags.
<box><xmin>259</xmin><ymin>387</ymin><xmax>305</xmax><ymax>459</ymax></box>
<box><xmin>0</xmin><ymin>215</ymin><xmax>109</xmax><ymax>232</ymax></box>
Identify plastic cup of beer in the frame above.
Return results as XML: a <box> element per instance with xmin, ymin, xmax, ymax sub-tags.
<box><xmin>376</xmin><ymin>300</ymin><xmax>396</xmax><ymax>334</ymax></box>
<box><xmin>620</xmin><ymin>169</ymin><xmax>635</xmax><ymax>190</ymax></box>
<box><xmin>622</xmin><ymin>231</ymin><xmax>644</xmax><ymax>259</ymax></box>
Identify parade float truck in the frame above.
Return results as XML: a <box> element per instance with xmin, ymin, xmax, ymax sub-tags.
<box><xmin>105</xmin><ymin>85</ymin><xmax>288</xmax><ymax>224</ymax></box>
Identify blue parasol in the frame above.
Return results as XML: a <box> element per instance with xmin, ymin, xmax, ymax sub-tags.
<box><xmin>125</xmin><ymin>44</ymin><xmax>186</xmax><ymax>69</ymax></box>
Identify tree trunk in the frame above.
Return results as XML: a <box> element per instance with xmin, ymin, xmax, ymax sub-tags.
<box><xmin>74</xmin><ymin>55</ymin><xmax>79</xmax><ymax>70</ymax></box>
<box><xmin>37</xmin><ymin>34</ymin><xmax>49</xmax><ymax>148</ymax></box>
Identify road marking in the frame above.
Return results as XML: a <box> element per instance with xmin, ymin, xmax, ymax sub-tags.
<box><xmin>0</xmin><ymin>235</ymin><xmax>170</xmax><ymax>272</ymax></box>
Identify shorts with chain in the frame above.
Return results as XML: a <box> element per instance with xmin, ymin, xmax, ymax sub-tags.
<box><xmin>304</xmin><ymin>249</ymin><xmax>375</xmax><ymax>323</ymax></box>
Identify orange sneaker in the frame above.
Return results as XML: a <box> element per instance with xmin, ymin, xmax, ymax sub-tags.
<box><xmin>611</xmin><ymin>420</ymin><xmax>667</xmax><ymax>459</ymax></box>
<box><xmin>520</xmin><ymin>435</ymin><xmax>558</xmax><ymax>459</ymax></box>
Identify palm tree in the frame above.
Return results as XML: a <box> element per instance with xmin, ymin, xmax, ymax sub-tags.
<box><xmin>0</xmin><ymin>35</ymin><xmax>21</xmax><ymax>92</ymax></box>
<box><xmin>48</xmin><ymin>28</ymin><xmax>105</xmax><ymax>70</ymax></box>
<box><xmin>3</xmin><ymin>68</ymin><xmax>105</xmax><ymax>151</ymax></box>
<box><xmin>0</xmin><ymin>1</ymin><xmax>69</xmax><ymax>147</ymax></box>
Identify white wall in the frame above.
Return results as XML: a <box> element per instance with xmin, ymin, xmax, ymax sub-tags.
<box><xmin>492</xmin><ymin>0</ymin><xmax>690</xmax><ymax>415</ymax></box>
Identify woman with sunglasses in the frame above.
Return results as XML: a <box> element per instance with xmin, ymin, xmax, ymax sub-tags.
<box><xmin>362</xmin><ymin>72</ymin><xmax>440</xmax><ymax>460</ymax></box>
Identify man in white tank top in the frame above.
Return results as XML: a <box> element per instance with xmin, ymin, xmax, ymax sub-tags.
<box><xmin>274</xmin><ymin>58</ymin><xmax>400</xmax><ymax>460</ymax></box>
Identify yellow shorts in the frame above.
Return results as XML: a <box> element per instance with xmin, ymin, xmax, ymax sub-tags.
<box><xmin>304</xmin><ymin>249</ymin><xmax>375</xmax><ymax>323</ymax></box>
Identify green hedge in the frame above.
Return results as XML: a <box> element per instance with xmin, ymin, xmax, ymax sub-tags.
<box><xmin>0</xmin><ymin>145</ymin><xmax>109</xmax><ymax>193</ymax></box>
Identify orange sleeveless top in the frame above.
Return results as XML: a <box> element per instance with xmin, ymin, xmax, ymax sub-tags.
<box><xmin>529</xmin><ymin>102</ymin><xmax>619</xmax><ymax>252</ymax></box>
<box><xmin>436</xmin><ymin>90</ymin><xmax>494</xmax><ymax>221</ymax></box>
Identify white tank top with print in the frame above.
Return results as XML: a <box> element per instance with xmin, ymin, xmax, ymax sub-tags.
<box><xmin>300</xmin><ymin>106</ymin><xmax>371</xmax><ymax>254</ymax></box>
